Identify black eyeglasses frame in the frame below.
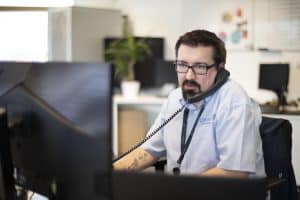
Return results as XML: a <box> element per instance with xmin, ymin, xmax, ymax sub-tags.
<box><xmin>173</xmin><ymin>61</ymin><xmax>216</xmax><ymax>75</ymax></box>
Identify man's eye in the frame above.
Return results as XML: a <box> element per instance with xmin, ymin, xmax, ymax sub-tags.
<box><xmin>178</xmin><ymin>63</ymin><xmax>187</xmax><ymax>67</ymax></box>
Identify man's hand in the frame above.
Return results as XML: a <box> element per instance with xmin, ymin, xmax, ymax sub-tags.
<box><xmin>113</xmin><ymin>147</ymin><xmax>157</xmax><ymax>171</ymax></box>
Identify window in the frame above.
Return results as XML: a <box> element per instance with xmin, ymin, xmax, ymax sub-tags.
<box><xmin>254</xmin><ymin>0</ymin><xmax>300</xmax><ymax>50</ymax></box>
<box><xmin>0</xmin><ymin>10</ymin><xmax>48</xmax><ymax>61</ymax></box>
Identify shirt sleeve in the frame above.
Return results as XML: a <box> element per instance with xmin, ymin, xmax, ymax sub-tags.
<box><xmin>141</xmin><ymin>99</ymin><xmax>168</xmax><ymax>158</ymax></box>
<box><xmin>215</xmin><ymin>102</ymin><xmax>261</xmax><ymax>173</ymax></box>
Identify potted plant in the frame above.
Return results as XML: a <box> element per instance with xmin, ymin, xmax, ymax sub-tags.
<box><xmin>105</xmin><ymin>16</ymin><xmax>151</xmax><ymax>97</ymax></box>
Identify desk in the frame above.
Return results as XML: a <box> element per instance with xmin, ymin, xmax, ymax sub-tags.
<box><xmin>260</xmin><ymin>105</ymin><xmax>300</xmax><ymax>115</ymax></box>
<box><xmin>113</xmin><ymin>95</ymin><xmax>300</xmax><ymax>185</ymax></box>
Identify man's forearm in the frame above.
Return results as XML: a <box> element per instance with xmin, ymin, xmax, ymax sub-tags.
<box><xmin>113</xmin><ymin>147</ymin><xmax>157</xmax><ymax>171</ymax></box>
<box><xmin>200</xmin><ymin>167</ymin><xmax>249</xmax><ymax>178</ymax></box>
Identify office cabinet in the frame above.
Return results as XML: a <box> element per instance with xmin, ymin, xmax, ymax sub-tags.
<box><xmin>48</xmin><ymin>7</ymin><xmax>122</xmax><ymax>62</ymax></box>
<box><xmin>113</xmin><ymin>95</ymin><xmax>165</xmax><ymax>156</ymax></box>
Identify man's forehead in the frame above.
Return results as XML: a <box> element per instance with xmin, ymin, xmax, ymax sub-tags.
<box><xmin>177</xmin><ymin>45</ymin><xmax>214</xmax><ymax>61</ymax></box>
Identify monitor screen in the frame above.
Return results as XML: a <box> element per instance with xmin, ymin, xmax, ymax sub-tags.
<box><xmin>258</xmin><ymin>63</ymin><xmax>289</xmax><ymax>106</ymax></box>
<box><xmin>0</xmin><ymin>62</ymin><xmax>112</xmax><ymax>200</ymax></box>
<box><xmin>104</xmin><ymin>37</ymin><xmax>166</xmax><ymax>88</ymax></box>
<box><xmin>259</xmin><ymin>63</ymin><xmax>289</xmax><ymax>92</ymax></box>
<box><xmin>152</xmin><ymin>59</ymin><xmax>177</xmax><ymax>87</ymax></box>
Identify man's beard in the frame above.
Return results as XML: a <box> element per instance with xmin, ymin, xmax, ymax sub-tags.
<box><xmin>182</xmin><ymin>80</ymin><xmax>202</xmax><ymax>100</ymax></box>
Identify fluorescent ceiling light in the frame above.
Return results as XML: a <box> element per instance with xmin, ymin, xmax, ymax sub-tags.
<box><xmin>0</xmin><ymin>0</ymin><xmax>74</xmax><ymax>7</ymax></box>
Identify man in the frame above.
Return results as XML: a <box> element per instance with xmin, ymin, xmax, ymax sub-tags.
<box><xmin>114</xmin><ymin>29</ymin><xmax>265</xmax><ymax>178</ymax></box>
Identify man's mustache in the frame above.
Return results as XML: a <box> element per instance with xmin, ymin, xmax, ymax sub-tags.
<box><xmin>182</xmin><ymin>80</ymin><xmax>200</xmax><ymax>89</ymax></box>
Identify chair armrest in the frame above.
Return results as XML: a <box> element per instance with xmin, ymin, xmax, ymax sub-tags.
<box><xmin>265</xmin><ymin>177</ymin><xmax>287</xmax><ymax>190</ymax></box>
<box><xmin>153</xmin><ymin>159</ymin><xmax>167</xmax><ymax>172</ymax></box>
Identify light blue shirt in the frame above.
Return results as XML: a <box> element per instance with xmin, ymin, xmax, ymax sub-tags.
<box><xmin>142</xmin><ymin>79</ymin><xmax>265</xmax><ymax>176</ymax></box>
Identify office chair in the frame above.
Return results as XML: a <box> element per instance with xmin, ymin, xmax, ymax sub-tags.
<box><xmin>153</xmin><ymin>116</ymin><xmax>298</xmax><ymax>200</ymax></box>
<box><xmin>260</xmin><ymin>116</ymin><xmax>298</xmax><ymax>200</ymax></box>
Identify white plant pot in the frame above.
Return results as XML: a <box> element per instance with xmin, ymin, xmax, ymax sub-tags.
<box><xmin>121</xmin><ymin>81</ymin><xmax>141</xmax><ymax>98</ymax></box>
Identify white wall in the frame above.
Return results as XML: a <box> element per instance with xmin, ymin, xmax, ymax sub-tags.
<box><xmin>104</xmin><ymin>0</ymin><xmax>300</xmax><ymax>102</ymax></box>
<box><xmin>227</xmin><ymin>51</ymin><xmax>300</xmax><ymax>102</ymax></box>
<box><xmin>115</xmin><ymin>0</ymin><xmax>183</xmax><ymax>60</ymax></box>
<box><xmin>74</xmin><ymin>0</ymin><xmax>183</xmax><ymax>60</ymax></box>
<box><xmin>180</xmin><ymin>0</ymin><xmax>300</xmax><ymax>102</ymax></box>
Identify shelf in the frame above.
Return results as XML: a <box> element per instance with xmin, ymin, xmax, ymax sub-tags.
<box><xmin>114</xmin><ymin>95</ymin><xmax>166</xmax><ymax>105</ymax></box>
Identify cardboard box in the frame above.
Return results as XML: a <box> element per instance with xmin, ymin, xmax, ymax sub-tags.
<box><xmin>118</xmin><ymin>109</ymin><xmax>146</xmax><ymax>155</ymax></box>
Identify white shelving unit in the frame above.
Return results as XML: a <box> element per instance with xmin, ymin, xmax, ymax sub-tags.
<box><xmin>113</xmin><ymin>95</ymin><xmax>165</xmax><ymax>156</ymax></box>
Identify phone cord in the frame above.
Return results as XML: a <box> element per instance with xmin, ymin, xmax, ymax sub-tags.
<box><xmin>112</xmin><ymin>104</ymin><xmax>186</xmax><ymax>163</ymax></box>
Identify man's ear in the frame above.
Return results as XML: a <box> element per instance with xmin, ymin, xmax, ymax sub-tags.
<box><xmin>218</xmin><ymin>62</ymin><xmax>225</xmax><ymax>68</ymax></box>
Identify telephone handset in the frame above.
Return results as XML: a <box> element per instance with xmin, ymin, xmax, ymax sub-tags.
<box><xmin>112</xmin><ymin>68</ymin><xmax>230</xmax><ymax>163</ymax></box>
<box><xmin>185</xmin><ymin>67</ymin><xmax>230</xmax><ymax>104</ymax></box>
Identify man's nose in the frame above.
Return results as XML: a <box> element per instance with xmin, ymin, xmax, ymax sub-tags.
<box><xmin>185</xmin><ymin>67</ymin><xmax>196</xmax><ymax>80</ymax></box>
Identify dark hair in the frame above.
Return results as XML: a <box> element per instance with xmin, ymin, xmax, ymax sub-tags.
<box><xmin>175</xmin><ymin>29</ymin><xmax>226</xmax><ymax>66</ymax></box>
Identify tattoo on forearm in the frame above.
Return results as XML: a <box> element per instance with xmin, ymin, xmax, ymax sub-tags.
<box><xmin>128</xmin><ymin>158</ymin><xmax>139</xmax><ymax>170</ymax></box>
<box><xmin>127</xmin><ymin>152</ymin><xmax>148</xmax><ymax>170</ymax></box>
<box><xmin>138</xmin><ymin>152</ymin><xmax>148</xmax><ymax>161</ymax></box>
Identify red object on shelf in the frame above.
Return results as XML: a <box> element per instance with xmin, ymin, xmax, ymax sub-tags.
<box><xmin>237</xmin><ymin>8</ymin><xmax>242</xmax><ymax>17</ymax></box>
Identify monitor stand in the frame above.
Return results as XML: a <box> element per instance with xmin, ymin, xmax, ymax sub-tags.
<box><xmin>0</xmin><ymin>108</ymin><xmax>16</xmax><ymax>200</ymax></box>
<box><xmin>275</xmin><ymin>88</ymin><xmax>288</xmax><ymax>107</ymax></box>
<box><xmin>260</xmin><ymin>89</ymin><xmax>288</xmax><ymax>114</ymax></box>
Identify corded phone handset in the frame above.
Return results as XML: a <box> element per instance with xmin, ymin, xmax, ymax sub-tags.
<box><xmin>113</xmin><ymin>68</ymin><xmax>230</xmax><ymax>163</ymax></box>
<box><xmin>185</xmin><ymin>67</ymin><xmax>230</xmax><ymax>104</ymax></box>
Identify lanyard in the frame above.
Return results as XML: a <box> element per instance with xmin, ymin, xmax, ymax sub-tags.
<box><xmin>176</xmin><ymin>105</ymin><xmax>205</xmax><ymax>168</ymax></box>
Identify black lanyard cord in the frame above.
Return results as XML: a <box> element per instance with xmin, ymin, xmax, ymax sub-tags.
<box><xmin>180</xmin><ymin>108</ymin><xmax>189</xmax><ymax>154</ymax></box>
<box><xmin>177</xmin><ymin>105</ymin><xmax>205</xmax><ymax>166</ymax></box>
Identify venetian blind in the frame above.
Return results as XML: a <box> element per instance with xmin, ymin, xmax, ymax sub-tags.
<box><xmin>254</xmin><ymin>0</ymin><xmax>300</xmax><ymax>51</ymax></box>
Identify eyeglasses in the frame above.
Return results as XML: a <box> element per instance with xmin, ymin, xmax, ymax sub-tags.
<box><xmin>174</xmin><ymin>60</ymin><xmax>216</xmax><ymax>75</ymax></box>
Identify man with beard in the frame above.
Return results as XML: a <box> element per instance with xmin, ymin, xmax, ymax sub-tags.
<box><xmin>113</xmin><ymin>29</ymin><xmax>265</xmax><ymax>178</ymax></box>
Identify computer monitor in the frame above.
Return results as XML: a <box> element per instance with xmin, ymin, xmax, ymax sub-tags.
<box><xmin>151</xmin><ymin>59</ymin><xmax>178</xmax><ymax>87</ymax></box>
<box><xmin>259</xmin><ymin>63</ymin><xmax>290</xmax><ymax>106</ymax></box>
<box><xmin>113</xmin><ymin>172</ymin><xmax>267</xmax><ymax>200</ymax></box>
<box><xmin>104</xmin><ymin>37</ymin><xmax>165</xmax><ymax>88</ymax></box>
<box><xmin>0</xmin><ymin>62</ymin><xmax>113</xmax><ymax>200</ymax></box>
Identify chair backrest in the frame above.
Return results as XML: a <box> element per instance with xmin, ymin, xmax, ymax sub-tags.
<box><xmin>260</xmin><ymin>116</ymin><xmax>298</xmax><ymax>200</ymax></box>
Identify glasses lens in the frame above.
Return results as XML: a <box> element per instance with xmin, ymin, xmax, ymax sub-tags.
<box><xmin>176</xmin><ymin>62</ymin><xmax>188</xmax><ymax>73</ymax></box>
<box><xmin>193</xmin><ymin>64</ymin><xmax>207</xmax><ymax>74</ymax></box>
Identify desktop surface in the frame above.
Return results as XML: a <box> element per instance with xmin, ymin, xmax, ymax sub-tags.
<box><xmin>112</xmin><ymin>172</ymin><xmax>266</xmax><ymax>200</ymax></box>
<box><xmin>260</xmin><ymin>105</ymin><xmax>300</xmax><ymax>115</ymax></box>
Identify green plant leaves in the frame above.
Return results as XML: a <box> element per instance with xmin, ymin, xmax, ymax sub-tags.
<box><xmin>105</xmin><ymin>17</ymin><xmax>152</xmax><ymax>81</ymax></box>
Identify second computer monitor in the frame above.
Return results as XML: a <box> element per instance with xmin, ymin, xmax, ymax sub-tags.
<box><xmin>259</xmin><ymin>63</ymin><xmax>289</xmax><ymax>106</ymax></box>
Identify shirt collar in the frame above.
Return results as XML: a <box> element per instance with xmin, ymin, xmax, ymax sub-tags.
<box><xmin>178</xmin><ymin>91</ymin><xmax>214</xmax><ymax>111</ymax></box>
